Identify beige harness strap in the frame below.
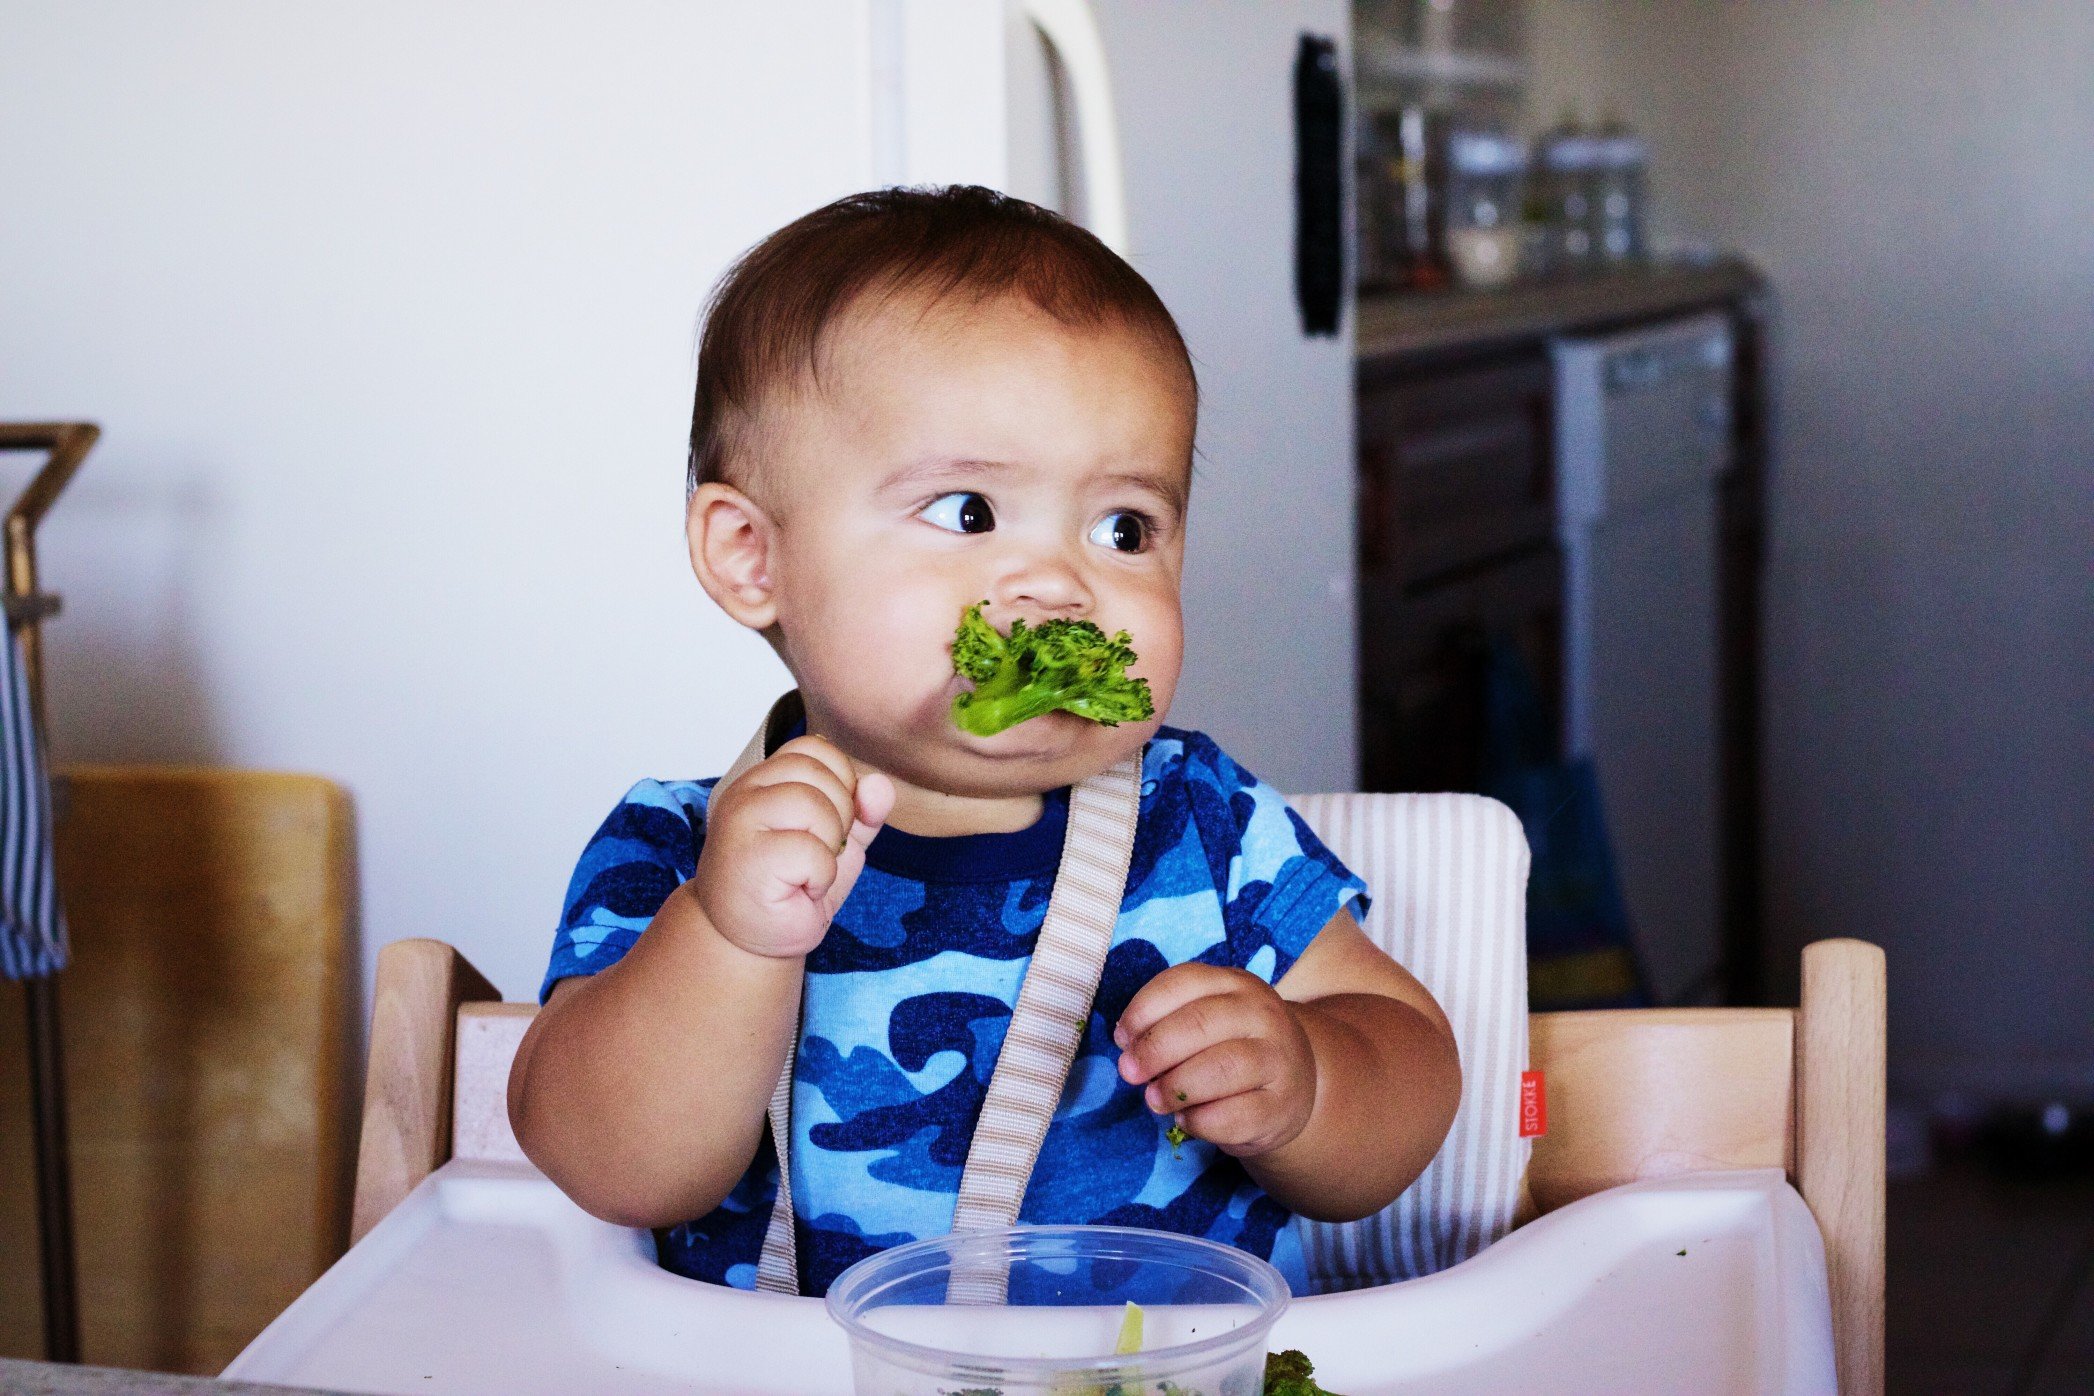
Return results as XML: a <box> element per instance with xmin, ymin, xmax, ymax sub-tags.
<box><xmin>946</xmin><ymin>753</ymin><xmax>1141</xmax><ymax>1302</ymax></box>
<box><xmin>725</xmin><ymin>693</ymin><xmax>1142</xmax><ymax>1296</ymax></box>
<box><xmin>948</xmin><ymin>757</ymin><xmax>1141</xmax><ymax>1231</ymax></box>
<box><xmin>715</xmin><ymin>694</ymin><xmax>809</xmax><ymax>1297</ymax></box>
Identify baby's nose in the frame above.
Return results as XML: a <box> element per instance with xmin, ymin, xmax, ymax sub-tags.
<box><xmin>992</xmin><ymin>555</ymin><xmax>1093</xmax><ymax>620</ymax></box>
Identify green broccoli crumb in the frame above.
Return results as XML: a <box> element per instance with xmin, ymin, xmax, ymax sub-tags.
<box><xmin>949</xmin><ymin>602</ymin><xmax>1154</xmax><ymax>737</ymax></box>
<box><xmin>1262</xmin><ymin>1348</ymin><xmax>1346</xmax><ymax>1396</ymax></box>
<box><xmin>1164</xmin><ymin>1122</ymin><xmax>1189</xmax><ymax>1156</ymax></box>
<box><xmin>939</xmin><ymin>1342</ymin><xmax>1340</xmax><ymax>1395</ymax></box>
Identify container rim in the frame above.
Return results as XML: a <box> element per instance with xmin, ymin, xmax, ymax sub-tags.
<box><xmin>824</xmin><ymin>1224</ymin><xmax>1290</xmax><ymax>1382</ymax></box>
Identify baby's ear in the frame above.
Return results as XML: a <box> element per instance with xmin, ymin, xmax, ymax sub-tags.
<box><xmin>687</xmin><ymin>482</ymin><xmax>778</xmax><ymax>631</ymax></box>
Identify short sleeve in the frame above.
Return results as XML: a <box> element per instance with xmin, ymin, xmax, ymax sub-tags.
<box><xmin>1176</xmin><ymin>733</ymin><xmax>1370</xmax><ymax>985</ymax></box>
<box><xmin>1249</xmin><ymin>800</ymin><xmax>1370</xmax><ymax>979</ymax></box>
<box><xmin>540</xmin><ymin>778</ymin><xmax>716</xmax><ymax>1004</ymax></box>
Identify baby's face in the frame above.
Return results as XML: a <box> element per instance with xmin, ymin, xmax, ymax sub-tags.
<box><xmin>752</xmin><ymin>293</ymin><xmax>1191</xmax><ymax>798</ymax></box>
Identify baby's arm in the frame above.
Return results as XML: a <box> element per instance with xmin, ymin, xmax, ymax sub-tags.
<box><xmin>1114</xmin><ymin>910</ymin><xmax>1460</xmax><ymax>1223</ymax></box>
<box><xmin>508</xmin><ymin>738</ymin><xmax>892</xmax><ymax>1228</ymax></box>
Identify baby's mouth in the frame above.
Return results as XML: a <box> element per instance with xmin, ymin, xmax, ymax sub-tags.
<box><xmin>946</xmin><ymin>602</ymin><xmax>1153</xmax><ymax>737</ymax></box>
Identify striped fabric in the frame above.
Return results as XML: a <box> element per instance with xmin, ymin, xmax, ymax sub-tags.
<box><xmin>1287</xmin><ymin>792</ymin><xmax>1531</xmax><ymax>1289</ymax></box>
<box><xmin>946</xmin><ymin>753</ymin><xmax>1140</xmax><ymax>1301</ymax></box>
<box><xmin>756</xmin><ymin>1024</ymin><xmax>801</xmax><ymax>1296</ymax></box>
<box><xmin>0</xmin><ymin>619</ymin><xmax>67</xmax><ymax>981</ymax></box>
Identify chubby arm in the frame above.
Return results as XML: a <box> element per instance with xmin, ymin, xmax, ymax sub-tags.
<box><xmin>508</xmin><ymin>738</ymin><xmax>892</xmax><ymax>1229</ymax></box>
<box><xmin>509</xmin><ymin>896</ymin><xmax>801</xmax><ymax>1228</ymax></box>
<box><xmin>1115</xmin><ymin>908</ymin><xmax>1461</xmax><ymax>1223</ymax></box>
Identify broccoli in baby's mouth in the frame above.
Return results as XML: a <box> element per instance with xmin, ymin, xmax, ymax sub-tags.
<box><xmin>950</xmin><ymin>602</ymin><xmax>1155</xmax><ymax>737</ymax></box>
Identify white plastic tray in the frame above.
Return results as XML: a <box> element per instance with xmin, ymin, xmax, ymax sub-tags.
<box><xmin>225</xmin><ymin>1163</ymin><xmax>1834</xmax><ymax>1395</ymax></box>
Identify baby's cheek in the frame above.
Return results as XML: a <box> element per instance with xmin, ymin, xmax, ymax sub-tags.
<box><xmin>1132</xmin><ymin>613</ymin><xmax>1185</xmax><ymax>713</ymax></box>
<box><xmin>829</xmin><ymin>597</ymin><xmax>969</xmax><ymax>722</ymax></box>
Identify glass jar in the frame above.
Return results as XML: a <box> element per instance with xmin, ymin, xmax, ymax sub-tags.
<box><xmin>1591</xmin><ymin>123</ymin><xmax>1649</xmax><ymax>264</ymax></box>
<box><xmin>1536</xmin><ymin>127</ymin><xmax>1608</xmax><ymax>275</ymax></box>
<box><xmin>1438</xmin><ymin>127</ymin><xmax>1527</xmax><ymax>289</ymax></box>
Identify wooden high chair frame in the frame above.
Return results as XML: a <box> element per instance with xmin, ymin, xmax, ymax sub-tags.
<box><xmin>350</xmin><ymin>936</ymin><xmax>1884</xmax><ymax>1395</ymax></box>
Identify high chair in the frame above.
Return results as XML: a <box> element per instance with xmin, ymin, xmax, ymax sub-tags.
<box><xmin>249</xmin><ymin>791</ymin><xmax>1883</xmax><ymax>1395</ymax></box>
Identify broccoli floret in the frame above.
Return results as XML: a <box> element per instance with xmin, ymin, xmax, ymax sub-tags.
<box><xmin>949</xmin><ymin>602</ymin><xmax>1154</xmax><ymax>737</ymax></box>
<box><xmin>951</xmin><ymin>602</ymin><xmax>1008</xmax><ymax>684</ymax></box>
<box><xmin>1262</xmin><ymin>1350</ymin><xmax>1345</xmax><ymax>1396</ymax></box>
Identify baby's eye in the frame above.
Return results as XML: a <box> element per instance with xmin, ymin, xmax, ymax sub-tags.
<box><xmin>920</xmin><ymin>492</ymin><xmax>995</xmax><ymax>535</ymax></box>
<box><xmin>1088</xmin><ymin>511</ymin><xmax>1148</xmax><ymax>553</ymax></box>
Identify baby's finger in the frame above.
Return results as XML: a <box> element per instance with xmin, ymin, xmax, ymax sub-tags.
<box><xmin>751</xmin><ymin>827</ymin><xmax>841</xmax><ymax>905</ymax></box>
<box><xmin>740</xmin><ymin>779</ymin><xmax>848</xmax><ymax>852</ymax></box>
<box><xmin>1175</xmin><ymin>1089</ymin><xmax>1286</xmax><ymax>1156</ymax></box>
<box><xmin>1144</xmin><ymin>1037</ymin><xmax>1278</xmax><ymax>1116</ymax></box>
<box><xmin>1113</xmin><ymin>962</ymin><xmax>1244</xmax><ymax>1053</ymax></box>
<box><xmin>1117</xmin><ymin>985</ymin><xmax>1259</xmax><ymax>1087</ymax></box>
<box><xmin>774</xmin><ymin>735</ymin><xmax>859</xmax><ymax>798</ymax></box>
<box><xmin>742</xmin><ymin>748</ymin><xmax>855</xmax><ymax>829</ymax></box>
<box><xmin>852</xmin><ymin>770</ymin><xmax>896</xmax><ymax>838</ymax></box>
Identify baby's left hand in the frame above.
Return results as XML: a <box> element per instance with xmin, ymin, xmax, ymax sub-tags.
<box><xmin>1113</xmin><ymin>963</ymin><xmax>1316</xmax><ymax>1160</ymax></box>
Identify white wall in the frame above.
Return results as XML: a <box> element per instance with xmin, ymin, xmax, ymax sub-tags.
<box><xmin>1530</xmin><ymin>0</ymin><xmax>2094</xmax><ymax>1100</ymax></box>
<box><xmin>1</xmin><ymin>3</ymin><xmax>875</xmax><ymax>1005</ymax></box>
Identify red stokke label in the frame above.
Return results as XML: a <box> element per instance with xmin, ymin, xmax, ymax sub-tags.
<box><xmin>1519</xmin><ymin>1070</ymin><xmax>1547</xmax><ymax>1137</ymax></box>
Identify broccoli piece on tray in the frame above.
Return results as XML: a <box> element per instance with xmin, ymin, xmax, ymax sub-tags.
<box><xmin>950</xmin><ymin>602</ymin><xmax>1154</xmax><ymax>737</ymax></box>
<box><xmin>934</xmin><ymin>1346</ymin><xmax>1340</xmax><ymax>1396</ymax></box>
<box><xmin>1263</xmin><ymin>1349</ymin><xmax>1346</xmax><ymax>1396</ymax></box>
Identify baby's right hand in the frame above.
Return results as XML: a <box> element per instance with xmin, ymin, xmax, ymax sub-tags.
<box><xmin>690</xmin><ymin>735</ymin><xmax>895</xmax><ymax>959</ymax></box>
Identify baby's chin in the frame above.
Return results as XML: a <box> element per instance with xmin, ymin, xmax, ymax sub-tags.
<box><xmin>901</xmin><ymin>709</ymin><xmax>1158</xmax><ymax>797</ymax></box>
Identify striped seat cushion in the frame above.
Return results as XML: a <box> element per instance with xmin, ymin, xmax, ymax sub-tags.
<box><xmin>1286</xmin><ymin>792</ymin><xmax>1531</xmax><ymax>1290</ymax></box>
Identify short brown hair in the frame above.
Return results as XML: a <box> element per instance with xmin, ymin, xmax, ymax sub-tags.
<box><xmin>688</xmin><ymin>184</ymin><xmax>1195</xmax><ymax>496</ymax></box>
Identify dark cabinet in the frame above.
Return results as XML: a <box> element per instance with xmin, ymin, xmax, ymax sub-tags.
<box><xmin>1355</xmin><ymin>294</ymin><xmax>1766</xmax><ymax>1008</ymax></box>
<box><xmin>1357</xmin><ymin>350</ymin><xmax>1564</xmax><ymax>797</ymax></box>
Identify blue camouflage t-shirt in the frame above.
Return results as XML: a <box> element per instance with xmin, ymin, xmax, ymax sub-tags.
<box><xmin>541</xmin><ymin>726</ymin><xmax>1369</xmax><ymax>1298</ymax></box>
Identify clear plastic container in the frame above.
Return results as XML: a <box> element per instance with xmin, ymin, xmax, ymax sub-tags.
<box><xmin>825</xmin><ymin>1225</ymin><xmax>1289</xmax><ymax>1396</ymax></box>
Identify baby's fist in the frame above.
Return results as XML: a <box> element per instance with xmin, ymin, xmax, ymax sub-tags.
<box><xmin>690</xmin><ymin>736</ymin><xmax>894</xmax><ymax>958</ymax></box>
<box><xmin>1113</xmin><ymin>964</ymin><xmax>1316</xmax><ymax>1160</ymax></box>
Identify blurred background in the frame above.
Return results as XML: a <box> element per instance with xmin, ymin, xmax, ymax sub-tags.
<box><xmin>0</xmin><ymin>0</ymin><xmax>2088</xmax><ymax>1388</ymax></box>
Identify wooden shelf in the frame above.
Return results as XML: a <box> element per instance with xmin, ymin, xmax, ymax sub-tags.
<box><xmin>1356</xmin><ymin>259</ymin><xmax>1762</xmax><ymax>364</ymax></box>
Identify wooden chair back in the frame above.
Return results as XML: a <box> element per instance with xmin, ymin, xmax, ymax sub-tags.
<box><xmin>0</xmin><ymin>767</ymin><xmax>355</xmax><ymax>1375</ymax></box>
<box><xmin>351</xmin><ymin>937</ymin><xmax>1883</xmax><ymax>1395</ymax></box>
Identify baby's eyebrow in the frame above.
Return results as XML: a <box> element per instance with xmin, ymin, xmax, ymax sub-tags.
<box><xmin>876</xmin><ymin>456</ymin><xmax>1187</xmax><ymax>514</ymax></box>
<box><xmin>1096</xmin><ymin>469</ymin><xmax>1189</xmax><ymax>514</ymax></box>
<box><xmin>875</xmin><ymin>457</ymin><xmax>1013</xmax><ymax>495</ymax></box>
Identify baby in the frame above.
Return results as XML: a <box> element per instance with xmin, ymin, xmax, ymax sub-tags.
<box><xmin>508</xmin><ymin>186</ymin><xmax>1461</xmax><ymax>1298</ymax></box>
